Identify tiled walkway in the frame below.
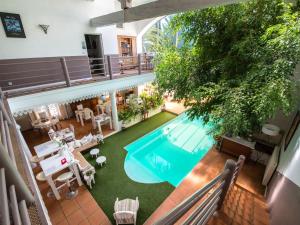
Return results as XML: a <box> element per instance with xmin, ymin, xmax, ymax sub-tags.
<box><xmin>209</xmin><ymin>184</ymin><xmax>269</xmax><ymax>225</ymax></box>
<box><xmin>39</xmin><ymin>183</ymin><xmax>111</xmax><ymax>225</ymax></box>
<box><xmin>144</xmin><ymin>149</ymin><xmax>268</xmax><ymax>225</ymax></box>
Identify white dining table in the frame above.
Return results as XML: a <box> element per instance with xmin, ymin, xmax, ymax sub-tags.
<box><xmin>54</xmin><ymin>129</ymin><xmax>75</xmax><ymax>142</ymax></box>
<box><xmin>94</xmin><ymin>114</ymin><xmax>112</xmax><ymax>133</ymax></box>
<box><xmin>34</xmin><ymin>140</ymin><xmax>61</xmax><ymax>158</ymax></box>
<box><xmin>39</xmin><ymin>151</ymin><xmax>82</xmax><ymax>200</ymax></box>
<box><xmin>32</xmin><ymin>118</ymin><xmax>59</xmax><ymax>130</ymax></box>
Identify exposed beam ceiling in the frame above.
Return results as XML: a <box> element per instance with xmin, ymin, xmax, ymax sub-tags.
<box><xmin>91</xmin><ymin>0</ymin><xmax>246</xmax><ymax>27</ymax></box>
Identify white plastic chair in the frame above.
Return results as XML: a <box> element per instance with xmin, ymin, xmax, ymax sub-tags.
<box><xmin>77</xmin><ymin>104</ymin><xmax>83</xmax><ymax>110</ymax></box>
<box><xmin>113</xmin><ymin>197</ymin><xmax>139</xmax><ymax>225</ymax></box>
<box><xmin>81</xmin><ymin>165</ymin><xmax>96</xmax><ymax>189</ymax></box>
<box><xmin>39</xmin><ymin>111</ymin><xmax>48</xmax><ymax>121</ymax></box>
<box><xmin>83</xmin><ymin>108</ymin><xmax>92</xmax><ymax>120</ymax></box>
<box><xmin>48</xmin><ymin>128</ymin><xmax>55</xmax><ymax>140</ymax></box>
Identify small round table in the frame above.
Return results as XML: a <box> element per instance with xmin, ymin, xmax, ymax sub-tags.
<box><xmin>96</xmin><ymin>156</ymin><xmax>107</xmax><ymax>167</ymax></box>
<box><xmin>90</xmin><ymin>148</ymin><xmax>100</xmax><ymax>158</ymax></box>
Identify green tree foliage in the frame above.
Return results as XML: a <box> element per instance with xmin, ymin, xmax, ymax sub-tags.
<box><xmin>142</xmin><ymin>16</ymin><xmax>178</xmax><ymax>52</ymax></box>
<box><xmin>155</xmin><ymin>0</ymin><xmax>300</xmax><ymax>136</ymax></box>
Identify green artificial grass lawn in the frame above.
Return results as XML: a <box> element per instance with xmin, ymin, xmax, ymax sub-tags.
<box><xmin>83</xmin><ymin>112</ymin><xmax>176</xmax><ymax>225</ymax></box>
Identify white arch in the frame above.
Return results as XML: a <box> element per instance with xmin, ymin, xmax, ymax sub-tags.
<box><xmin>136</xmin><ymin>16</ymin><xmax>164</xmax><ymax>53</ymax></box>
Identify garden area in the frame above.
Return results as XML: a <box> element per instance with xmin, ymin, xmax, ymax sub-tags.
<box><xmin>83</xmin><ymin>112</ymin><xmax>176</xmax><ymax>224</ymax></box>
<box><xmin>118</xmin><ymin>85</ymin><xmax>164</xmax><ymax>128</ymax></box>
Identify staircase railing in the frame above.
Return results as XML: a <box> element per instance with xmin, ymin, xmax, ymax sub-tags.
<box><xmin>153</xmin><ymin>155</ymin><xmax>245</xmax><ymax>225</ymax></box>
<box><xmin>0</xmin><ymin>87</ymin><xmax>51</xmax><ymax>225</ymax></box>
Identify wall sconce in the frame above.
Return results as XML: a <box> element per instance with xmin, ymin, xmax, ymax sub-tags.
<box><xmin>39</xmin><ymin>24</ymin><xmax>50</xmax><ymax>34</ymax></box>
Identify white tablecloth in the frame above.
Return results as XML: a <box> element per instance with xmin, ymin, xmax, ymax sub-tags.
<box><xmin>34</xmin><ymin>140</ymin><xmax>61</xmax><ymax>158</ymax></box>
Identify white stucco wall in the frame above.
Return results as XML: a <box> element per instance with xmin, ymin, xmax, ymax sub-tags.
<box><xmin>0</xmin><ymin>0</ymin><xmax>119</xmax><ymax>59</ymax></box>
<box><xmin>277</xmin><ymin>125</ymin><xmax>300</xmax><ymax>187</ymax></box>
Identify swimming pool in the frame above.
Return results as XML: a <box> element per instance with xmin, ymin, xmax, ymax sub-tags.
<box><xmin>124</xmin><ymin>113</ymin><xmax>215</xmax><ymax>187</ymax></box>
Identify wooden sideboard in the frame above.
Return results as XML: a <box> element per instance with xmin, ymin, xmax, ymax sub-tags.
<box><xmin>219</xmin><ymin>136</ymin><xmax>253</xmax><ymax>160</ymax></box>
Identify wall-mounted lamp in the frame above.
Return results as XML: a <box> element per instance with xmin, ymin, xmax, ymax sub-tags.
<box><xmin>39</xmin><ymin>24</ymin><xmax>50</xmax><ymax>34</ymax></box>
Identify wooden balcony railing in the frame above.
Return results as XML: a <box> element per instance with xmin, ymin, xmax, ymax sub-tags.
<box><xmin>0</xmin><ymin>54</ymin><xmax>154</xmax><ymax>97</ymax></box>
<box><xmin>153</xmin><ymin>155</ymin><xmax>245</xmax><ymax>225</ymax></box>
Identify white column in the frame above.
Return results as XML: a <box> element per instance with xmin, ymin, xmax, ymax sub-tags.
<box><xmin>109</xmin><ymin>91</ymin><xmax>119</xmax><ymax>131</ymax></box>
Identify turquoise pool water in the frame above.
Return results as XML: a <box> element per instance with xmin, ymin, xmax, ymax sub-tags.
<box><xmin>124</xmin><ymin>113</ymin><xmax>215</xmax><ymax>187</ymax></box>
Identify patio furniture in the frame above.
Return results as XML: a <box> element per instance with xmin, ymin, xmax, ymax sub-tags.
<box><xmin>96</xmin><ymin>156</ymin><xmax>106</xmax><ymax>167</ymax></box>
<box><xmin>39</xmin><ymin>152</ymin><xmax>82</xmax><ymax>200</ymax></box>
<box><xmin>32</xmin><ymin>118</ymin><xmax>59</xmax><ymax>131</ymax></box>
<box><xmin>48</xmin><ymin>128</ymin><xmax>55</xmax><ymax>140</ymax></box>
<box><xmin>69</xmin><ymin>124</ymin><xmax>75</xmax><ymax>133</ymax></box>
<box><xmin>96</xmin><ymin>103</ymin><xmax>105</xmax><ymax>115</ymax></box>
<box><xmin>34</xmin><ymin>140</ymin><xmax>61</xmax><ymax>158</ymax></box>
<box><xmin>82</xmin><ymin>166</ymin><xmax>96</xmax><ymax>189</ymax></box>
<box><xmin>56</xmin><ymin>171</ymin><xmax>78</xmax><ymax>199</ymax></box>
<box><xmin>39</xmin><ymin>111</ymin><xmax>48</xmax><ymax>121</ymax></box>
<box><xmin>30</xmin><ymin>155</ymin><xmax>42</xmax><ymax>163</ymax></box>
<box><xmin>77</xmin><ymin>104</ymin><xmax>83</xmax><ymax>110</ymax></box>
<box><xmin>54</xmin><ymin>128</ymin><xmax>75</xmax><ymax>143</ymax></box>
<box><xmin>113</xmin><ymin>197</ymin><xmax>139</xmax><ymax>225</ymax></box>
<box><xmin>95</xmin><ymin>133</ymin><xmax>104</xmax><ymax>144</ymax></box>
<box><xmin>36</xmin><ymin>171</ymin><xmax>46</xmax><ymax>182</ymax></box>
<box><xmin>93</xmin><ymin>114</ymin><xmax>113</xmax><ymax>133</ymax></box>
<box><xmin>90</xmin><ymin>148</ymin><xmax>100</xmax><ymax>158</ymax></box>
<box><xmin>75</xmin><ymin>108</ymin><xmax>94</xmax><ymax>126</ymax></box>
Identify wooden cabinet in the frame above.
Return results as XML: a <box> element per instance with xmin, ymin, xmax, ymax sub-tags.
<box><xmin>220</xmin><ymin>137</ymin><xmax>252</xmax><ymax>160</ymax></box>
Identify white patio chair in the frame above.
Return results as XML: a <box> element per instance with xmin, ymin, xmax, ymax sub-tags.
<box><xmin>81</xmin><ymin>165</ymin><xmax>96</xmax><ymax>189</ymax></box>
<box><xmin>74</xmin><ymin>158</ymin><xmax>96</xmax><ymax>189</ymax></box>
<box><xmin>113</xmin><ymin>197</ymin><xmax>139</xmax><ymax>225</ymax></box>
<box><xmin>39</xmin><ymin>111</ymin><xmax>48</xmax><ymax>121</ymax></box>
<box><xmin>48</xmin><ymin>128</ymin><xmax>55</xmax><ymax>140</ymax></box>
<box><xmin>77</xmin><ymin>104</ymin><xmax>83</xmax><ymax>110</ymax></box>
<box><xmin>69</xmin><ymin>124</ymin><xmax>75</xmax><ymax>133</ymax></box>
<box><xmin>83</xmin><ymin>108</ymin><xmax>93</xmax><ymax>120</ymax></box>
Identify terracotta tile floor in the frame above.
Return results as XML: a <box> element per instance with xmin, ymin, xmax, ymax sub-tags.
<box><xmin>23</xmin><ymin>117</ymin><xmax>114</xmax><ymax>225</ymax></box>
<box><xmin>144</xmin><ymin>148</ymin><xmax>268</xmax><ymax>225</ymax></box>
<box><xmin>208</xmin><ymin>184</ymin><xmax>269</xmax><ymax>225</ymax></box>
<box><xmin>39</xmin><ymin>182</ymin><xmax>111</xmax><ymax>225</ymax></box>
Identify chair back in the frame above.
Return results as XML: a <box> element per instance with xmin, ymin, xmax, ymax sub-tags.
<box><xmin>77</xmin><ymin>104</ymin><xmax>83</xmax><ymax>110</ymax></box>
<box><xmin>84</xmin><ymin>108</ymin><xmax>92</xmax><ymax>120</ymax></box>
<box><xmin>48</xmin><ymin>128</ymin><xmax>55</xmax><ymax>140</ymax></box>
<box><xmin>39</xmin><ymin>111</ymin><xmax>48</xmax><ymax>121</ymax></box>
<box><xmin>113</xmin><ymin>211</ymin><xmax>135</xmax><ymax>224</ymax></box>
<box><xmin>105</xmin><ymin>103</ymin><xmax>111</xmax><ymax>115</ymax></box>
<box><xmin>69</xmin><ymin>124</ymin><xmax>75</xmax><ymax>133</ymax></box>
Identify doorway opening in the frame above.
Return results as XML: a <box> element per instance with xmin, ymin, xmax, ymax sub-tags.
<box><xmin>85</xmin><ymin>34</ymin><xmax>106</xmax><ymax>78</ymax></box>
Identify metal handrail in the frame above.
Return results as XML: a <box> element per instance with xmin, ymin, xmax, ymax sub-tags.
<box><xmin>153</xmin><ymin>156</ymin><xmax>245</xmax><ymax>225</ymax></box>
<box><xmin>0</xmin><ymin>89</ymin><xmax>45</xmax><ymax>225</ymax></box>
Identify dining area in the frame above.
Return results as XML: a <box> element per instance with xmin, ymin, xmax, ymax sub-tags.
<box><xmin>30</xmin><ymin>122</ymin><xmax>108</xmax><ymax>199</ymax></box>
<box><xmin>27</xmin><ymin>107</ymin><xmax>109</xmax><ymax>201</ymax></box>
<box><xmin>21</xmin><ymin>125</ymin><xmax>112</xmax><ymax>225</ymax></box>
